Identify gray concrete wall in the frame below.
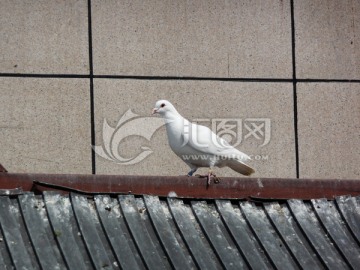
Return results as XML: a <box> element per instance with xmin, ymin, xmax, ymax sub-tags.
<box><xmin>1</xmin><ymin>0</ymin><xmax>359</xmax><ymax>179</ymax></box>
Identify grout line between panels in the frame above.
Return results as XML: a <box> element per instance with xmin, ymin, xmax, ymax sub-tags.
<box><xmin>290</xmin><ymin>0</ymin><xmax>300</xmax><ymax>178</ymax></box>
<box><xmin>88</xmin><ymin>0</ymin><xmax>96</xmax><ymax>174</ymax></box>
<box><xmin>0</xmin><ymin>73</ymin><xmax>359</xmax><ymax>83</ymax></box>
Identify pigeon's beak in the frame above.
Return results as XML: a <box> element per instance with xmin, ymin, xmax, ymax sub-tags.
<box><xmin>152</xmin><ymin>108</ymin><xmax>158</xmax><ymax>115</ymax></box>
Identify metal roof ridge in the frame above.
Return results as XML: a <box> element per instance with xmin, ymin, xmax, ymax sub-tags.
<box><xmin>0</xmin><ymin>164</ymin><xmax>359</xmax><ymax>199</ymax></box>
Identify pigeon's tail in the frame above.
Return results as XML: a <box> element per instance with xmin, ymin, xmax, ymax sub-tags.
<box><xmin>227</xmin><ymin>159</ymin><xmax>255</xmax><ymax>176</ymax></box>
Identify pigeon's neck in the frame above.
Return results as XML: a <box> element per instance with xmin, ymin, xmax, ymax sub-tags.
<box><xmin>163</xmin><ymin>111</ymin><xmax>186</xmax><ymax>137</ymax></box>
<box><xmin>163</xmin><ymin>110</ymin><xmax>183</xmax><ymax>123</ymax></box>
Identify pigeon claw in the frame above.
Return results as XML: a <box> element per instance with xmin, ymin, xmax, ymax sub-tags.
<box><xmin>213</xmin><ymin>176</ymin><xmax>221</xmax><ymax>184</ymax></box>
<box><xmin>194</xmin><ymin>172</ymin><xmax>221</xmax><ymax>186</ymax></box>
<box><xmin>209</xmin><ymin>174</ymin><xmax>221</xmax><ymax>185</ymax></box>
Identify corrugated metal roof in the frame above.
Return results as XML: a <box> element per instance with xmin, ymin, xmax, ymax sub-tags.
<box><xmin>0</xmin><ymin>192</ymin><xmax>359</xmax><ymax>269</ymax></box>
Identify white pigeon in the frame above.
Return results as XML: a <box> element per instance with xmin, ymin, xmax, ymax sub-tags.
<box><xmin>152</xmin><ymin>100</ymin><xmax>255</xmax><ymax>184</ymax></box>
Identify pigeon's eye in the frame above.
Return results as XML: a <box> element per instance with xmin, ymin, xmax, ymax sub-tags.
<box><xmin>160</xmin><ymin>103</ymin><xmax>166</xmax><ymax>108</ymax></box>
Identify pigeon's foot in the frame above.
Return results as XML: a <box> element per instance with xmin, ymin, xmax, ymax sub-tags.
<box><xmin>213</xmin><ymin>176</ymin><xmax>221</xmax><ymax>184</ymax></box>
<box><xmin>195</xmin><ymin>172</ymin><xmax>221</xmax><ymax>186</ymax></box>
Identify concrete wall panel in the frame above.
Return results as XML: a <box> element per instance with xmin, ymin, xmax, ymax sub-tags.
<box><xmin>92</xmin><ymin>0</ymin><xmax>292</xmax><ymax>78</ymax></box>
<box><xmin>0</xmin><ymin>0</ymin><xmax>89</xmax><ymax>74</ymax></box>
<box><xmin>298</xmin><ymin>83</ymin><xmax>360</xmax><ymax>178</ymax></box>
<box><xmin>295</xmin><ymin>0</ymin><xmax>360</xmax><ymax>79</ymax></box>
<box><xmin>94</xmin><ymin>79</ymin><xmax>296</xmax><ymax>178</ymax></box>
<box><xmin>0</xmin><ymin>78</ymin><xmax>92</xmax><ymax>173</ymax></box>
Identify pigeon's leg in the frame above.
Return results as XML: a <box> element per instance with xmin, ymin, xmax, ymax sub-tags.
<box><xmin>187</xmin><ymin>168</ymin><xmax>197</xmax><ymax>176</ymax></box>
<box><xmin>207</xmin><ymin>168</ymin><xmax>213</xmax><ymax>186</ymax></box>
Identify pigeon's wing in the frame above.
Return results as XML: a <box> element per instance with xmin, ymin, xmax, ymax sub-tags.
<box><xmin>184</xmin><ymin>123</ymin><xmax>251</xmax><ymax>161</ymax></box>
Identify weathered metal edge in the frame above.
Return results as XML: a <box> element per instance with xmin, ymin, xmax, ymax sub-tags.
<box><xmin>0</xmin><ymin>170</ymin><xmax>359</xmax><ymax>199</ymax></box>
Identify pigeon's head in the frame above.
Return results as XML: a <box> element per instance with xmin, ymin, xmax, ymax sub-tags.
<box><xmin>152</xmin><ymin>100</ymin><xmax>177</xmax><ymax>116</ymax></box>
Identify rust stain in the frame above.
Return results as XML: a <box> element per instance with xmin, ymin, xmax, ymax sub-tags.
<box><xmin>0</xmin><ymin>168</ymin><xmax>359</xmax><ymax>200</ymax></box>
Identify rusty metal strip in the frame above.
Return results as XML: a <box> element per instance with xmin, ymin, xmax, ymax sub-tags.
<box><xmin>33</xmin><ymin>180</ymin><xmax>124</xmax><ymax>196</ymax></box>
<box><xmin>0</xmin><ymin>172</ymin><xmax>359</xmax><ymax>199</ymax></box>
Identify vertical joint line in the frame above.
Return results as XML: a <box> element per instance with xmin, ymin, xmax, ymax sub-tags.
<box><xmin>88</xmin><ymin>0</ymin><xmax>96</xmax><ymax>174</ymax></box>
<box><xmin>290</xmin><ymin>0</ymin><xmax>299</xmax><ymax>178</ymax></box>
